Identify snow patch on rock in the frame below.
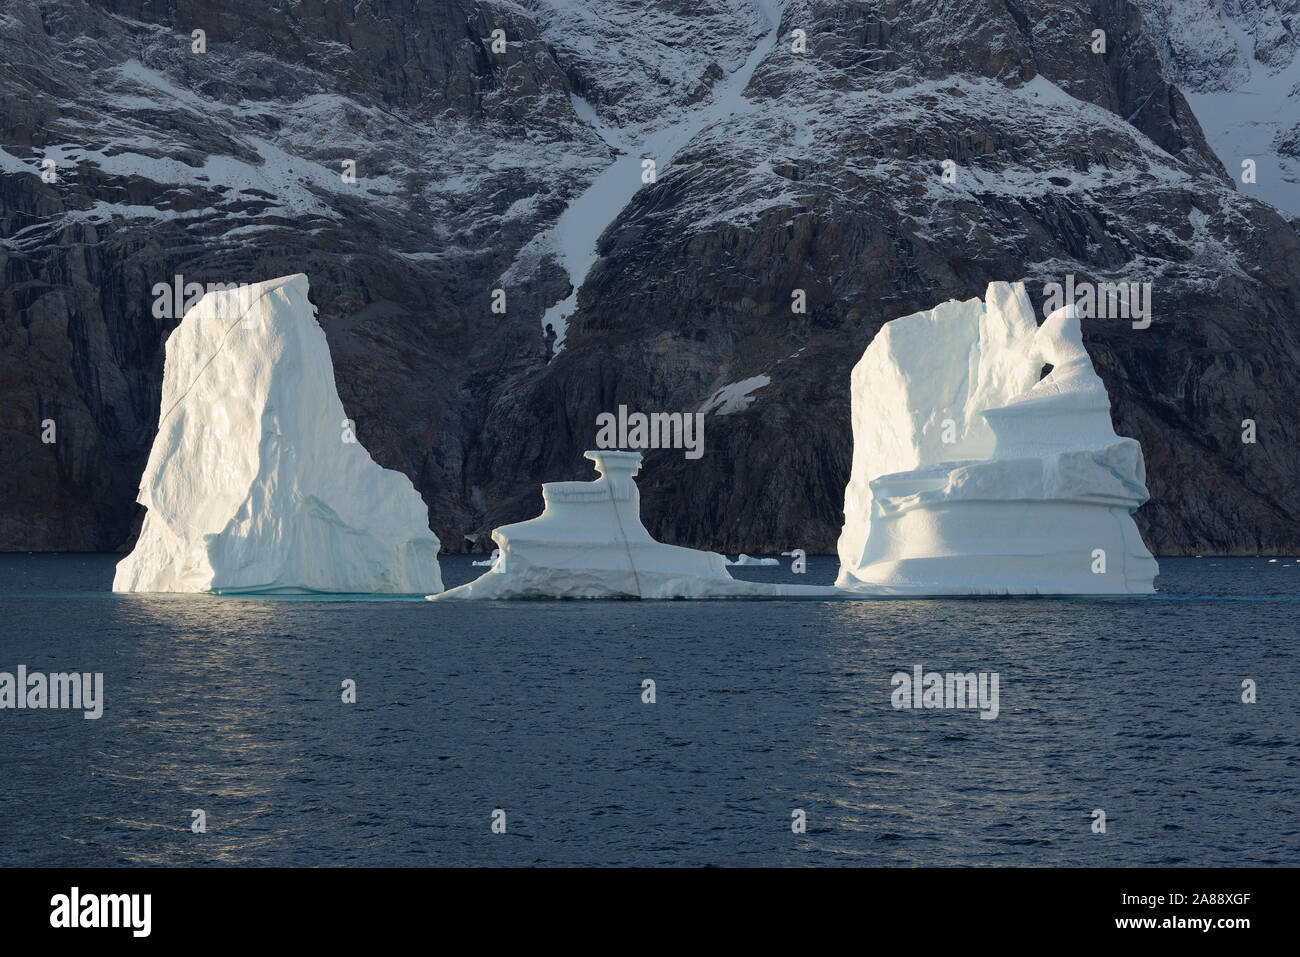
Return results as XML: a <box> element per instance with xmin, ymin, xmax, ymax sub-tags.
<box><xmin>699</xmin><ymin>374</ymin><xmax>771</xmax><ymax>415</ymax></box>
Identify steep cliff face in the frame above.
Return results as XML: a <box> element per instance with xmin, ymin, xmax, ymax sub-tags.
<box><xmin>2</xmin><ymin>0</ymin><xmax>1298</xmax><ymax>555</ymax></box>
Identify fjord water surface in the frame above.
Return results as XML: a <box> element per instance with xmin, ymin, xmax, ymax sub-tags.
<box><xmin>0</xmin><ymin>554</ymin><xmax>1295</xmax><ymax>866</ymax></box>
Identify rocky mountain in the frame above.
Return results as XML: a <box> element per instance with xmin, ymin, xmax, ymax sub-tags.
<box><xmin>2</xmin><ymin>0</ymin><xmax>1298</xmax><ymax>557</ymax></box>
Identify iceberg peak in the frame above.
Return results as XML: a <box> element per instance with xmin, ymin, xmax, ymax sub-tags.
<box><xmin>836</xmin><ymin>282</ymin><xmax>1158</xmax><ymax>595</ymax></box>
<box><xmin>114</xmin><ymin>273</ymin><xmax>442</xmax><ymax>594</ymax></box>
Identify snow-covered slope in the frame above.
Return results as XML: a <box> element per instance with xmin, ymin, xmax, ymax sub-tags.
<box><xmin>1138</xmin><ymin>0</ymin><xmax>1300</xmax><ymax>215</ymax></box>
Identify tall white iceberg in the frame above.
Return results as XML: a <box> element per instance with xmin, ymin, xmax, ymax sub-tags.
<box><xmin>432</xmin><ymin>450</ymin><xmax>825</xmax><ymax>600</ymax></box>
<box><xmin>836</xmin><ymin>281</ymin><xmax>1158</xmax><ymax>595</ymax></box>
<box><xmin>113</xmin><ymin>274</ymin><xmax>442</xmax><ymax>594</ymax></box>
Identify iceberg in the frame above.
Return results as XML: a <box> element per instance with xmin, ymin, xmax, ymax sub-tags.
<box><xmin>113</xmin><ymin>274</ymin><xmax>442</xmax><ymax>594</ymax></box>
<box><xmin>431</xmin><ymin>450</ymin><xmax>827</xmax><ymax>600</ymax></box>
<box><xmin>835</xmin><ymin>282</ymin><xmax>1158</xmax><ymax>595</ymax></box>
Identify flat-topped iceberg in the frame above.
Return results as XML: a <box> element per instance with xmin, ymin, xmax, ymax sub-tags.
<box><xmin>113</xmin><ymin>274</ymin><xmax>442</xmax><ymax>594</ymax></box>
<box><xmin>836</xmin><ymin>281</ymin><xmax>1158</xmax><ymax>595</ymax></box>
<box><xmin>431</xmin><ymin>450</ymin><xmax>828</xmax><ymax>600</ymax></box>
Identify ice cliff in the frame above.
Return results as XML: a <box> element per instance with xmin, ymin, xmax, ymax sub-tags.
<box><xmin>431</xmin><ymin>450</ymin><xmax>823</xmax><ymax>600</ymax></box>
<box><xmin>113</xmin><ymin>274</ymin><xmax>442</xmax><ymax>594</ymax></box>
<box><xmin>836</xmin><ymin>282</ymin><xmax>1158</xmax><ymax>595</ymax></box>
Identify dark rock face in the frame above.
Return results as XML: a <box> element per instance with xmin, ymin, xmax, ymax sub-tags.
<box><xmin>2</xmin><ymin>0</ymin><xmax>1298</xmax><ymax>556</ymax></box>
<box><xmin>2</xmin><ymin>0</ymin><xmax>589</xmax><ymax>550</ymax></box>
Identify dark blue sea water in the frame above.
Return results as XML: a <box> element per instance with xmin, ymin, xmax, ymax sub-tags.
<box><xmin>0</xmin><ymin>554</ymin><xmax>1296</xmax><ymax>866</ymax></box>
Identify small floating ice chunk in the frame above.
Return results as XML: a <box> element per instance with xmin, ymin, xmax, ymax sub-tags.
<box><xmin>725</xmin><ymin>554</ymin><xmax>780</xmax><ymax>566</ymax></box>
